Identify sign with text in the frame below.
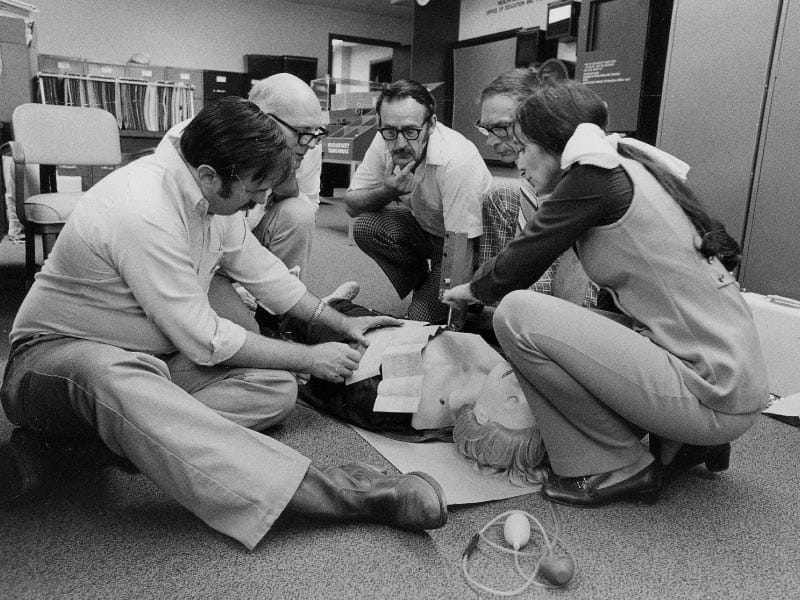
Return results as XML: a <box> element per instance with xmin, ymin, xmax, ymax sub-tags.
<box><xmin>459</xmin><ymin>0</ymin><xmax>549</xmax><ymax>40</ymax></box>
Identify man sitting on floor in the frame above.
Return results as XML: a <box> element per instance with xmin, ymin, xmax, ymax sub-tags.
<box><xmin>0</xmin><ymin>97</ymin><xmax>447</xmax><ymax>551</ymax></box>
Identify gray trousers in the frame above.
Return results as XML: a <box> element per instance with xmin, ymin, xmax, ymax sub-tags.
<box><xmin>251</xmin><ymin>193</ymin><xmax>317</xmax><ymax>280</ymax></box>
<box><xmin>1</xmin><ymin>334</ymin><xmax>310</xmax><ymax>550</ymax></box>
<box><xmin>493</xmin><ymin>291</ymin><xmax>760</xmax><ymax>477</ymax></box>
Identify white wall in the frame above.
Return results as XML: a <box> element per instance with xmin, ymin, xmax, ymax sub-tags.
<box><xmin>30</xmin><ymin>0</ymin><xmax>411</xmax><ymax>75</ymax></box>
<box><xmin>345</xmin><ymin>44</ymin><xmax>393</xmax><ymax>81</ymax></box>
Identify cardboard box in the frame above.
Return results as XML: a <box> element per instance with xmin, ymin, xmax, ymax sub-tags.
<box><xmin>743</xmin><ymin>292</ymin><xmax>800</xmax><ymax>396</ymax></box>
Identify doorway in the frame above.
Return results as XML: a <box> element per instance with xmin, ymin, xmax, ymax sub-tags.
<box><xmin>328</xmin><ymin>34</ymin><xmax>404</xmax><ymax>87</ymax></box>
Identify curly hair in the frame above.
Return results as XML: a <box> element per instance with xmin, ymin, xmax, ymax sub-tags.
<box><xmin>453</xmin><ymin>405</ymin><xmax>548</xmax><ymax>487</ymax></box>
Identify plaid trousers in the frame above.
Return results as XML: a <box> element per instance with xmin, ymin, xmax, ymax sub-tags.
<box><xmin>352</xmin><ymin>204</ymin><xmax>449</xmax><ymax>323</ymax></box>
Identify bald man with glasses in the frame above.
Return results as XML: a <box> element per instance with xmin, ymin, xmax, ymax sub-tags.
<box><xmin>204</xmin><ymin>74</ymin><xmax>331</xmax><ymax>335</ymax></box>
<box><xmin>246</xmin><ymin>73</ymin><xmax>329</xmax><ymax>282</ymax></box>
<box><xmin>345</xmin><ymin>79</ymin><xmax>492</xmax><ymax>324</ymax></box>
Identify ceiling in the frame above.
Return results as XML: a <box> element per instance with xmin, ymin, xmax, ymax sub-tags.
<box><xmin>285</xmin><ymin>0</ymin><xmax>413</xmax><ymax>17</ymax></box>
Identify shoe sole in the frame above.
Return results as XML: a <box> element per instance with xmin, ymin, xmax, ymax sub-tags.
<box><xmin>542</xmin><ymin>486</ymin><xmax>660</xmax><ymax>509</ymax></box>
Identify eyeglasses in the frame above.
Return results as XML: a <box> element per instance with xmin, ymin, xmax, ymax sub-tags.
<box><xmin>267</xmin><ymin>113</ymin><xmax>329</xmax><ymax>147</ymax></box>
<box><xmin>378</xmin><ymin>118</ymin><xmax>430</xmax><ymax>141</ymax></box>
<box><xmin>474</xmin><ymin>120</ymin><xmax>514</xmax><ymax>139</ymax></box>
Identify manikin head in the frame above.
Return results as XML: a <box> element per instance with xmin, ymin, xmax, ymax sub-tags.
<box><xmin>248</xmin><ymin>72</ymin><xmax>328</xmax><ymax>169</ymax></box>
<box><xmin>451</xmin><ymin>361</ymin><xmax>547</xmax><ymax>486</ymax></box>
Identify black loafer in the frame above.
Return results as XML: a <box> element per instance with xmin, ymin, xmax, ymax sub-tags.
<box><xmin>650</xmin><ymin>436</ymin><xmax>731</xmax><ymax>478</ymax></box>
<box><xmin>541</xmin><ymin>462</ymin><xmax>662</xmax><ymax>508</ymax></box>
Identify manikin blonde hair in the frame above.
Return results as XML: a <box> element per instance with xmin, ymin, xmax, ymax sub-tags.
<box><xmin>453</xmin><ymin>405</ymin><xmax>548</xmax><ymax>487</ymax></box>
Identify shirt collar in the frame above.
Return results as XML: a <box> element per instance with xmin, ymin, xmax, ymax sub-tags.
<box><xmin>156</xmin><ymin>119</ymin><xmax>210</xmax><ymax>214</ymax></box>
<box><xmin>561</xmin><ymin>123</ymin><xmax>690</xmax><ymax>182</ymax></box>
<box><xmin>421</xmin><ymin>121</ymin><xmax>444</xmax><ymax>167</ymax></box>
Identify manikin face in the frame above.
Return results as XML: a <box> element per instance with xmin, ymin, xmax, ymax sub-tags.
<box><xmin>513</xmin><ymin>122</ymin><xmax>562</xmax><ymax>196</ymax></box>
<box><xmin>477</xmin><ymin>93</ymin><xmax>521</xmax><ymax>164</ymax></box>
<box><xmin>379</xmin><ymin>96</ymin><xmax>435</xmax><ymax>169</ymax></box>
<box><xmin>472</xmin><ymin>361</ymin><xmax>536</xmax><ymax>430</ymax></box>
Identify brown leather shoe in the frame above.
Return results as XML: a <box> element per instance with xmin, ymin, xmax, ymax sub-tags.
<box><xmin>325</xmin><ymin>463</ymin><xmax>448</xmax><ymax>530</ymax></box>
<box><xmin>542</xmin><ymin>462</ymin><xmax>662</xmax><ymax>508</ymax></box>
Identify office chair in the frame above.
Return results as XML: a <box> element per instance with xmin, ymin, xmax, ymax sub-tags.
<box><xmin>1</xmin><ymin>103</ymin><xmax>122</xmax><ymax>286</ymax></box>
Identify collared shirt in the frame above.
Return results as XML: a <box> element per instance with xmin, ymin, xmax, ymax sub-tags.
<box><xmin>349</xmin><ymin>122</ymin><xmax>491</xmax><ymax>238</ymax></box>
<box><xmin>11</xmin><ymin>127</ymin><xmax>306</xmax><ymax>366</ymax></box>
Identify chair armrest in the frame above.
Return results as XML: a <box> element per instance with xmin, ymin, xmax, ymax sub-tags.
<box><xmin>1</xmin><ymin>140</ymin><xmax>25</xmax><ymax>163</ymax></box>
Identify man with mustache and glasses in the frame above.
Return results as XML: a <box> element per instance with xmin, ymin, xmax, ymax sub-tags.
<box><xmin>345</xmin><ymin>80</ymin><xmax>492</xmax><ymax>324</ymax></box>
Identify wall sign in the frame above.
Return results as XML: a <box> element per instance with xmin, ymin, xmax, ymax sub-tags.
<box><xmin>459</xmin><ymin>0</ymin><xmax>550</xmax><ymax>40</ymax></box>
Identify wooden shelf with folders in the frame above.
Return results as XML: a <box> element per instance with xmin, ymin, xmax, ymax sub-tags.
<box><xmin>35</xmin><ymin>71</ymin><xmax>196</xmax><ymax>136</ymax></box>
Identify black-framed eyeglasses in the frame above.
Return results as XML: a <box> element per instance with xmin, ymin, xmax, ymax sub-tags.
<box><xmin>474</xmin><ymin>120</ymin><xmax>514</xmax><ymax>139</ymax></box>
<box><xmin>267</xmin><ymin>113</ymin><xmax>329</xmax><ymax>147</ymax></box>
<box><xmin>378</xmin><ymin>117</ymin><xmax>431</xmax><ymax>141</ymax></box>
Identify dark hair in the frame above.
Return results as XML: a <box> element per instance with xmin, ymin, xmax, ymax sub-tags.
<box><xmin>180</xmin><ymin>96</ymin><xmax>293</xmax><ymax>193</ymax></box>
<box><xmin>480</xmin><ymin>68</ymin><xmax>539</xmax><ymax>104</ymax></box>
<box><xmin>516</xmin><ymin>81</ymin><xmax>740</xmax><ymax>270</ymax></box>
<box><xmin>375</xmin><ymin>79</ymin><xmax>436</xmax><ymax>120</ymax></box>
<box><xmin>515</xmin><ymin>80</ymin><xmax>608</xmax><ymax>155</ymax></box>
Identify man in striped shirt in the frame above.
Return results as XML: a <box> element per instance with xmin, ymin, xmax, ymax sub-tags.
<box><xmin>477</xmin><ymin>68</ymin><xmax>597</xmax><ymax>308</ymax></box>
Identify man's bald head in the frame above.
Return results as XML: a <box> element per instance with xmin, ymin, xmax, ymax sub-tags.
<box><xmin>248</xmin><ymin>72</ymin><xmax>322</xmax><ymax>127</ymax></box>
<box><xmin>248</xmin><ymin>73</ymin><xmax>326</xmax><ymax>164</ymax></box>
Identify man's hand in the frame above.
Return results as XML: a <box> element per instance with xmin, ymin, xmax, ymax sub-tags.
<box><xmin>340</xmin><ymin>314</ymin><xmax>404</xmax><ymax>348</ymax></box>
<box><xmin>383</xmin><ymin>160</ymin><xmax>415</xmax><ymax>196</ymax></box>
<box><xmin>307</xmin><ymin>342</ymin><xmax>363</xmax><ymax>382</ymax></box>
<box><xmin>442</xmin><ymin>283</ymin><xmax>479</xmax><ymax>307</ymax></box>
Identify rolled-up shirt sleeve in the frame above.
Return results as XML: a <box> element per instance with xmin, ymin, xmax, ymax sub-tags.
<box><xmin>348</xmin><ymin>133</ymin><xmax>387</xmax><ymax>191</ymax></box>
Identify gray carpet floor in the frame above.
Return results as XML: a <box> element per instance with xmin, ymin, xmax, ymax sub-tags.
<box><xmin>1</xmin><ymin>199</ymin><xmax>798</xmax><ymax>599</ymax></box>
